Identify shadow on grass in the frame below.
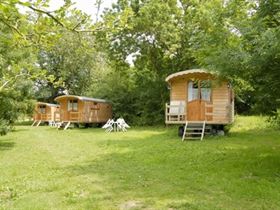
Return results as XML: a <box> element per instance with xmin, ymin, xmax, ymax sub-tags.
<box><xmin>14</xmin><ymin>121</ymin><xmax>33</xmax><ymax>126</ymax></box>
<box><xmin>11</xmin><ymin>128</ymin><xmax>29</xmax><ymax>133</ymax></box>
<box><xmin>60</xmin><ymin>127</ymin><xmax>280</xmax><ymax>208</ymax></box>
<box><xmin>0</xmin><ymin>139</ymin><xmax>15</xmax><ymax>151</ymax></box>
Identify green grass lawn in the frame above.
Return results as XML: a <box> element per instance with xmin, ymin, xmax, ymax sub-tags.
<box><xmin>1</xmin><ymin>116</ymin><xmax>280</xmax><ymax>210</ymax></box>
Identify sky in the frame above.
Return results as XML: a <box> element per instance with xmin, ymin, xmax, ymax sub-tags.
<box><xmin>48</xmin><ymin>0</ymin><xmax>117</xmax><ymax>21</ymax></box>
<box><xmin>19</xmin><ymin>0</ymin><xmax>117</xmax><ymax>21</ymax></box>
<box><xmin>21</xmin><ymin>0</ymin><xmax>135</xmax><ymax>65</ymax></box>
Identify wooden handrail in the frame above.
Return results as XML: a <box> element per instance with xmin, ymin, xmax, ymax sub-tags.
<box><xmin>166</xmin><ymin>104</ymin><xmax>184</xmax><ymax>108</ymax></box>
<box><xmin>165</xmin><ymin>103</ymin><xmax>186</xmax><ymax>122</ymax></box>
<box><xmin>35</xmin><ymin>113</ymin><xmax>52</xmax><ymax>121</ymax></box>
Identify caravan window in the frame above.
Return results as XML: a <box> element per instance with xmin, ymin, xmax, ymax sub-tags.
<box><xmin>39</xmin><ymin>105</ymin><xmax>46</xmax><ymax>114</ymax></box>
<box><xmin>188</xmin><ymin>80</ymin><xmax>199</xmax><ymax>101</ymax></box>
<box><xmin>188</xmin><ymin>80</ymin><xmax>212</xmax><ymax>102</ymax></box>
<box><xmin>200</xmin><ymin>80</ymin><xmax>211</xmax><ymax>101</ymax></box>
<box><xmin>91</xmin><ymin>102</ymin><xmax>100</xmax><ymax>110</ymax></box>
<box><xmin>68</xmin><ymin>99</ymin><xmax>78</xmax><ymax>111</ymax></box>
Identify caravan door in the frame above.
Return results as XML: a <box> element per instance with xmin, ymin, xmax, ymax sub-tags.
<box><xmin>187</xmin><ymin>80</ymin><xmax>212</xmax><ymax>121</ymax></box>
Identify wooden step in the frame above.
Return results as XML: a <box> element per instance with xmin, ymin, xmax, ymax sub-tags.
<box><xmin>182</xmin><ymin>121</ymin><xmax>206</xmax><ymax>141</ymax></box>
<box><xmin>185</xmin><ymin>132</ymin><xmax>203</xmax><ymax>135</ymax></box>
<box><xmin>64</xmin><ymin>122</ymin><xmax>71</xmax><ymax>130</ymax></box>
<box><xmin>36</xmin><ymin>120</ymin><xmax>41</xmax><ymax>127</ymax></box>
<box><xmin>184</xmin><ymin>137</ymin><xmax>202</xmax><ymax>139</ymax></box>
<box><xmin>185</xmin><ymin>128</ymin><xmax>203</xmax><ymax>131</ymax></box>
<box><xmin>186</xmin><ymin>121</ymin><xmax>205</xmax><ymax>124</ymax></box>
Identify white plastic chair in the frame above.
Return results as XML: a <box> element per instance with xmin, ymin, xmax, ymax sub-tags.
<box><xmin>55</xmin><ymin>122</ymin><xmax>62</xmax><ymax>129</ymax></box>
<box><xmin>102</xmin><ymin>119</ymin><xmax>114</xmax><ymax>132</ymax></box>
<box><xmin>116</xmin><ymin>118</ymin><xmax>130</xmax><ymax>132</ymax></box>
<box><xmin>102</xmin><ymin>119</ymin><xmax>110</xmax><ymax>129</ymax></box>
<box><xmin>49</xmin><ymin>121</ymin><xmax>55</xmax><ymax>126</ymax></box>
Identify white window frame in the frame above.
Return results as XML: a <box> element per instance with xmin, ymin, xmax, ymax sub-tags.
<box><xmin>187</xmin><ymin>80</ymin><xmax>211</xmax><ymax>102</ymax></box>
<box><xmin>68</xmin><ymin>99</ymin><xmax>78</xmax><ymax>111</ymax></box>
<box><xmin>188</xmin><ymin>80</ymin><xmax>199</xmax><ymax>102</ymax></box>
<box><xmin>39</xmin><ymin>105</ymin><xmax>46</xmax><ymax>114</ymax></box>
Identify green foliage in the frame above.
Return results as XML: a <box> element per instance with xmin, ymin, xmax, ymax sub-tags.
<box><xmin>0</xmin><ymin>0</ymin><xmax>99</xmax><ymax>134</ymax></box>
<box><xmin>193</xmin><ymin>0</ymin><xmax>280</xmax><ymax>115</ymax></box>
<box><xmin>96</xmin><ymin>0</ymin><xmax>280</xmax><ymax>124</ymax></box>
<box><xmin>87</xmin><ymin>65</ymin><xmax>136</xmax><ymax>122</ymax></box>
<box><xmin>95</xmin><ymin>0</ymin><xmax>198</xmax><ymax>124</ymax></box>
<box><xmin>36</xmin><ymin>32</ymin><xmax>102</xmax><ymax>99</ymax></box>
<box><xmin>0</xmin><ymin>119</ymin><xmax>9</xmax><ymax>136</ymax></box>
<box><xmin>269</xmin><ymin>109</ymin><xmax>280</xmax><ymax>127</ymax></box>
<box><xmin>0</xmin><ymin>80</ymin><xmax>35</xmax><ymax>124</ymax></box>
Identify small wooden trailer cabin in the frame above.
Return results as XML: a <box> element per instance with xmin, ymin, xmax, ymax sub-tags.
<box><xmin>32</xmin><ymin>102</ymin><xmax>60</xmax><ymax>126</ymax></box>
<box><xmin>54</xmin><ymin>95</ymin><xmax>112</xmax><ymax>129</ymax></box>
<box><xmin>165</xmin><ymin>69</ymin><xmax>234</xmax><ymax>140</ymax></box>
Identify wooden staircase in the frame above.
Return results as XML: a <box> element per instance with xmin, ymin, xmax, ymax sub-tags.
<box><xmin>182</xmin><ymin>121</ymin><xmax>206</xmax><ymax>141</ymax></box>
<box><xmin>31</xmin><ymin>121</ymin><xmax>37</xmax><ymax>127</ymax></box>
<box><xmin>57</xmin><ymin>121</ymin><xmax>71</xmax><ymax>130</ymax></box>
<box><xmin>31</xmin><ymin>120</ymin><xmax>42</xmax><ymax>127</ymax></box>
<box><xmin>36</xmin><ymin>120</ymin><xmax>42</xmax><ymax>127</ymax></box>
<box><xmin>64</xmin><ymin>122</ymin><xmax>71</xmax><ymax>130</ymax></box>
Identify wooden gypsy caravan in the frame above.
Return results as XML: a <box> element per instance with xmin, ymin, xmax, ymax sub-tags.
<box><xmin>54</xmin><ymin>95</ymin><xmax>112</xmax><ymax>130</ymax></box>
<box><xmin>32</xmin><ymin>102</ymin><xmax>60</xmax><ymax>126</ymax></box>
<box><xmin>165</xmin><ymin>69</ymin><xmax>234</xmax><ymax>140</ymax></box>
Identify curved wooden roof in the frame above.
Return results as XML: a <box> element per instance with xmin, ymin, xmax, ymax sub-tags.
<box><xmin>165</xmin><ymin>69</ymin><xmax>213</xmax><ymax>82</ymax></box>
<box><xmin>54</xmin><ymin>95</ymin><xmax>109</xmax><ymax>103</ymax></box>
<box><xmin>37</xmin><ymin>102</ymin><xmax>60</xmax><ymax>107</ymax></box>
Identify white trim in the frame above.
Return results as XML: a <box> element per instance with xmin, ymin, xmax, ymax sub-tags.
<box><xmin>166</xmin><ymin>69</ymin><xmax>213</xmax><ymax>82</ymax></box>
<box><xmin>55</xmin><ymin>95</ymin><xmax>109</xmax><ymax>103</ymax></box>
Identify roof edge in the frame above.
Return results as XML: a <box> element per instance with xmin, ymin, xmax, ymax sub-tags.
<box><xmin>54</xmin><ymin>95</ymin><xmax>109</xmax><ymax>103</ymax></box>
<box><xmin>37</xmin><ymin>102</ymin><xmax>60</xmax><ymax>107</ymax></box>
<box><xmin>165</xmin><ymin>69</ymin><xmax>214</xmax><ymax>82</ymax></box>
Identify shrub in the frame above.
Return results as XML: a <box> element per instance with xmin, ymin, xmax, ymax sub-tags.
<box><xmin>269</xmin><ymin>109</ymin><xmax>280</xmax><ymax>128</ymax></box>
<box><xmin>0</xmin><ymin>80</ymin><xmax>35</xmax><ymax>135</ymax></box>
<box><xmin>0</xmin><ymin>119</ymin><xmax>10</xmax><ymax>136</ymax></box>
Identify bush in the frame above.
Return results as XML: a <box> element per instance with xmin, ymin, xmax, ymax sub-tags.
<box><xmin>269</xmin><ymin>109</ymin><xmax>280</xmax><ymax>128</ymax></box>
<box><xmin>0</xmin><ymin>119</ymin><xmax>10</xmax><ymax>136</ymax></box>
<box><xmin>0</xmin><ymin>80</ymin><xmax>35</xmax><ymax>135</ymax></box>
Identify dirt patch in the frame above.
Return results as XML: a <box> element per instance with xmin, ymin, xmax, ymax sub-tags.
<box><xmin>119</xmin><ymin>200</ymin><xmax>145</xmax><ymax>210</ymax></box>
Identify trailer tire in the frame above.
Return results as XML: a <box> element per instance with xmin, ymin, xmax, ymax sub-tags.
<box><xmin>178</xmin><ymin>126</ymin><xmax>184</xmax><ymax>137</ymax></box>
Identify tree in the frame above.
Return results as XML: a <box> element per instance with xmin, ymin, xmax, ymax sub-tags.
<box><xmin>193</xmin><ymin>0</ymin><xmax>280</xmax><ymax>114</ymax></box>
<box><xmin>0</xmin><ymin>0</ymin><xmax>99</xmax><ymax>133</ymax></box>
<box><xmin>35</xmin><ymin>32</ymin><xmax>104</xmax><ymax>101</ymax></box>
<box><xmin>0</xmin><ymin>0</ymin><xmax>98</xmax><ymax>93</ymax></box>
<box><xmin>96</xmin><ymin>0</ymin><xmax>200</xmax><ymax>124</ymax></box>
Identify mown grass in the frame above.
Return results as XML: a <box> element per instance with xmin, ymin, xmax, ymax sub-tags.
<box><xmin>0</xmin><ymin>116</ymin><xmax>280</xmax><ymax>210</ymax></box>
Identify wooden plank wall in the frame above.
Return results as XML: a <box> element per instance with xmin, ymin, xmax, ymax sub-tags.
<box><xmin>58</xmin><ymin>98</ymin><xmax>84</xmax><ymax>122</ymax></box>
<box><xmin>57</xmin><ymin>97</ymin><xmax>112</xmax><ymax>123</ymax></box>
<box><xmin>168</xmin><ymin>74</ymin><xmax>234</xmax><ymax>124</ymax></box>
<box><xmin>84</xmin><ymin>102</ymin><xmax>112</xmax><ymax>123</ymax></box>
<box><xmin>212</xmin><ymin>82</ymin><xmax>231</xmax><ymax>123</ymax></box>
<box><xmin>170</xmin><ymin>79</ymin><xmax>186</xmax><ymax>101</ymax></box>
<box><xmin>34</xmin><ymin>104</ymin><xmax>56</xmax><ymax>121</ymax></box>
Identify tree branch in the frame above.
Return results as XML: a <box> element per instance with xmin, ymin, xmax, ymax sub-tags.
<box><xmin>17</xmin><ymin>2</ymin><xmax>102</xmax><ymax>33</ymax></box>
<box><xmin>0</xmin><ymin>72</ymin><xmax>30</xmax><ymax>91</ymax></box>
<box><xmin>26</xmin><ymin>5</ymin><xmax>65</xmax><ymax>27</ymax></box>
<box><xmin>0</xmin><ymin>17</ymin><xmax>26</xmax><ymax>39</ymax></box>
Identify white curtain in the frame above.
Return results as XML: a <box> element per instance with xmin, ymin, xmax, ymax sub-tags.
<box><xmin>201</xmin><ymin>88</ymin><xmax>211</xmax><ymax>101</ymax></box>
<box><xmin>188</xmin><ymin>81</ymin><xmax>199</xmax><ymax>102</ymax></box>
<box><xmin>201</xmin><ymin>80</ymin><xmax>211</xmax><ymax>101</ymax></box>
<box><xmin>72</xmin><ymin>102</ymin><xmax>78</xmax><ymax>111</ymax></box>
<box><xmin>67</xmin><ymin>101</ymin><xmax>72</xmax><ymax>111</ymax></box>
<box><xmin>39</xmin><ymin>107</ymin><xmax>46</xmax><ymax>114</ymax></box>
<box><xmin>68</xmin><ymin>100</ymin><xmax>78</xmax><ymax>111</ymax></box>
